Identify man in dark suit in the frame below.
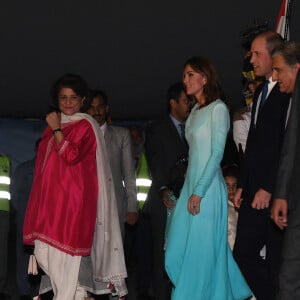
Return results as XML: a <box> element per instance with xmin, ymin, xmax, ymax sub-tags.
<box><xmin>233</xmin><ymin>31</ymin><xmax>290</xmax><ymax>300</ymax></box>
<box><xmin>143</xmin><ymin>82</ymin><xmax>191</xmax><ymax>300</ymax></box>
<box><xmin>271</xmin><ymin>41</ymin><xmax>300</xmax><ymax>300</ymax></box>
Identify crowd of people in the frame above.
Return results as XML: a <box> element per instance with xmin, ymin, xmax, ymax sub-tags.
<box><xmin>1</xmin><ymin>30</ymin><xmax>300</xmax><ymax>300</ymax></box>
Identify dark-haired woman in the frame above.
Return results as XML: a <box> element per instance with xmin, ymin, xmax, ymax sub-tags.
<box><xmin>165</xmin><ymin>58</ymin><xmax>251</xmax><ymax>299</ymax></box>
<box><xmin>23</xmin><ymin>74</ymin><xmax>127</xmax><ymax>299</ymax></box>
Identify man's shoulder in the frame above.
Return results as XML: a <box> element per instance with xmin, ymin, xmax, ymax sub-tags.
<box><xmin>107</xmin><ymin>124</ymin><xmax>130</xmax><ymax>136</ymax></box>
<box><xmin>146</xmin><ymin>116</ymin><xmax>173</xmax><ymax>131</ymax></box>
<box><xmin>253</xmin><ymin>83</ymin><xmax>290</xmax><ymax>108</ymax></box>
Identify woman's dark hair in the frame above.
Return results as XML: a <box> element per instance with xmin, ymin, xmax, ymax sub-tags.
<box><xmin>50</xmin><ymin>73</ymin><xmax>88</xmax><ymax>110</ymax></box>
<box><xmin>184</xmin><ymin>57</ymin><xmax>222</xmax><ymax>105</ymax></box>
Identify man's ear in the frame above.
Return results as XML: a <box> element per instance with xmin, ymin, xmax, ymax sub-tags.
<box><xmin>170</xmin><ymin>98</ymin><xmax>176</xmax><ymax>108</ymax></box>
<box><xmin>292</xmin><ymin>63</ymin><xmax>300</xmax><ymax>77</ymax></box>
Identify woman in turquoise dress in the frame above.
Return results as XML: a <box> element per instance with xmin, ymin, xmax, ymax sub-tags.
<box><xmin>165</xmin><ymin>57</ymin><xmax>252</xmax><ymax>299</ymax></box>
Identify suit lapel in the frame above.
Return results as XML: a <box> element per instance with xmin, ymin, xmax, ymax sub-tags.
<box><xmin>165</xmin><ymin>116</ymin><xmax>186</xmax><ymax>151</ymax></box>
<box><xmin>104</xmin><ymin>125</ymin><xmax>113</xmax><ymax>145</ymax></box>
<box><xmin>254</xmin><ymin>83</ymin><xmax>279</xmax><ymax>126</ymax></box>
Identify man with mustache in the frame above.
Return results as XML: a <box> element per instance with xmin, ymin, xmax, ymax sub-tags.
<box><xmin>85</xmin><ymin>89</ymin><xmax>138</xmax><ymax>237</ymax></box>
<box><xmin>271</xmin><ymin>41</ymin><xmax>300</xmax><ymax>299</ymax></box>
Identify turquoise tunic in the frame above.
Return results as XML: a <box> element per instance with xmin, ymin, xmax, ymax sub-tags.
<box><xmin>165</xmin><ymin>100</ymin><xmax>252</xmax><ymax>300</ymax></box>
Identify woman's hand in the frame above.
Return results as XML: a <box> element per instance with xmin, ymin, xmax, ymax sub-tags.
<box><xmin>188</xmin><ymin>194</ymin><xmax>201</xmax><ymax>215</ymax></box>
<box><xmin>46</xmin><ymin>112</ymin><xmax>63</xmax><ymax>145</ymax></box>
<box><xmin>162</xmin><ymin>189</ymin><xmax>176</xmax><ymax>209</ymax></box>
<box><xmin>46</xmin><ymin>111</ymin><xmax>61</xmax><ymax>130</ymax></box>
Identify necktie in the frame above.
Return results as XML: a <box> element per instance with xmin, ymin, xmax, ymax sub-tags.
<box><xmin>259</xmin><ymin>80</ymin><xmax>269</xmax><ymax>109</ymax></box>
<box><xmin>179</xmin><ymin>123</ymin><xmax>188</xmax><ymax>148</ymax></box>
<box><xmin>256</xmin><ymin>80</ymin><xmax>269</xmax><ymax>121</ymax></box>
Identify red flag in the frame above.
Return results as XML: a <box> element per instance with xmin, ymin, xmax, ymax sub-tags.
<box><xmin>275</xmin><ymin>0</ymin><xmax>291</xmax><ymax>41</ymax></box>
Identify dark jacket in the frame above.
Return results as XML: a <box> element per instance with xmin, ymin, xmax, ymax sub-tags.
<box><xmin>274</xmin><ymin>72</ymin><xmax>300</xmax><ymax>210</ymax></box>
<box><xmin>144</xmin><ymin>116</ymin><xmax>188</xmax><ymax>216</ymax></box>
<box><xmin>238</xmin><ymin>82</ymin><xmax>290</xmax><ymax>200</ymax></box>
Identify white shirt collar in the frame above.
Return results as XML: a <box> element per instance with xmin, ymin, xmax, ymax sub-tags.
<box><xmin>100</xmin><ymin>122</ymin><xmax>107</xmax><ymax>136</ymax></box>
<box><xmin>169</xmin><ymin>113</ymin><xmax>183</xmax><ymax>128</ymax></box>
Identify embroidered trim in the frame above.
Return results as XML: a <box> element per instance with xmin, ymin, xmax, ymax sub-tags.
<box><xmin>24</xmin><ymin>232</ymin><xmax>91</xmax><ymax>256</ymax></box>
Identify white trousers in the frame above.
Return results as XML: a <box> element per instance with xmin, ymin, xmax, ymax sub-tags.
<box><xmin>34</xmin><ymin>240</ymin><xmax>87</xmax><ymax>300</ymax></box>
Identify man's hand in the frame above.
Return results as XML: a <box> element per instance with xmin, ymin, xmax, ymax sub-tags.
<box><xmin>161</xmin><ymin>189</ymin><xmax>176</xmax><ymax>209</ymax></box>
<box><xmin>251</xmin><ymin>188</ymin><xmax>271</xmax><ymax>210</ymax></box>
<box><xmin>234</xmin><ymin>188</ymin><xmax>243</xmax><ymax>209</ymax></box>
<box><xmin>126</xmin><ymin>212</ymin><xmax>138</xmax><ymax>225</ymax></box>
<box><xmin>271</xmin><ymin>198</ymin><xmax>288</xmax><ymax>230</ymax></box>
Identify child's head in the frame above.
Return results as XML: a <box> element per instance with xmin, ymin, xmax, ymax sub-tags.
<box><xmin>222</xmin><ymin>164</ymin><xmax>239</xmax><ymax>203</ymax></box>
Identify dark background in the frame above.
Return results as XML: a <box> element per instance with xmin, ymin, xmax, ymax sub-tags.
<box><xmin>1</xmin><ymin>0</ymin><xmax>299</xmax><ymax>121</ymax></box>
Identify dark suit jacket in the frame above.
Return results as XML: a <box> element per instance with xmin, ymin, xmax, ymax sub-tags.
<box><xmin>274</xmin><ymin>72</ymin><xmax>300</xmax><ymax>210</ymax></box>
<box><xmin>238</xmin><ymin>82</ymin><xmax>290</xmax><ymax>199</ymax></box>
<box><xmin>144</xmin><ymin>116</ymin><xmax>188</xmax><ymax>216</ymax></box>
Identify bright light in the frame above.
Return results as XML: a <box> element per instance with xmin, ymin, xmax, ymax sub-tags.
<box><xmin>137</xmin><ymin>193</ymin><xmax>147</xmax><ymax>201</ymax></box>
<box><xmin>0</xmin><ymin>191</ymin><xmax>11</xmax><ymax>200</ymax></box>
<box><xmin>0</xmin><ymin>176</ymin><xmax>10</xmax><ymax>185</ymax></box>
<box><xmin>136</xmin><ymin>178</ymin><xmax>152</xmax><ymax>187</ymax></box>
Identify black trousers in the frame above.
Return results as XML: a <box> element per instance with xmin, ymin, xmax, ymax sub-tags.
<box><xmin>276</xmin><ymin>208</ymin><xmax>300</xmax><ymax>300</ymax></box>
<box><xmin>150</xmin><ymin>211</ymin><xmax>171</xmax><ymax>300</ymax></box>
<box><xmin>233</xmin><ymin>199</ymin><xmax>283</xmax><ymax>300</ymax></box>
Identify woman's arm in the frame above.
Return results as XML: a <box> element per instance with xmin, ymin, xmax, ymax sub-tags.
<box><xmin>194</xmin><ymin>102</ymin><xmax>229</xmax><ymax>197</ymax></box>
<box><xmin>56</xmin><ymin>120</ymin><xmax>96</xmax><ymax>165</ymax></box>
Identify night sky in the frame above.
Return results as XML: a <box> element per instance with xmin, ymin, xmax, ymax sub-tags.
<box><xmin>1</xmin><ymin>0</ymin><xmax>299</xmax><ymax>121</ymax></box>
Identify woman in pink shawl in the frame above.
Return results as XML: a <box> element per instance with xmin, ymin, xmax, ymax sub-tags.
<box><xmin>23</xmin><ymin>74</ymin><xmax>127</xmax><ymax>299</ymax></box>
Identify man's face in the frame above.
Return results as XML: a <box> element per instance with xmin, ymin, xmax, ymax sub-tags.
<box><xmin>86</xmin><ymin>96</ymin><xmax>108</xmax><ymax>126</ymax></box>
<box><xmin>130</xmin><ymin>128</ymin><xmax>143</xmax><ymax>146</ymax></box>
<box><xmin>171</xmin><ymin>91</ymin><xmax>192</xmax><ymax>123</ymax></box>
<box><xmin>272</xmin><ymin>54</ymin><xmax>299</xmax><ymax>94</ymax></box>
<box><xmin>225</xmin><ymin>176</ymin><xmax>237</xmax><ymax>203</ymax></box>
<box><xmin>250</xmin><ymin>36</ymin><xmax>273</xmax><ymax>78</ymax></box>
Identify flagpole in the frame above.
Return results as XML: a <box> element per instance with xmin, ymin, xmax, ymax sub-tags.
<box><xmin>284</xmin><ymin>0</ymin><xmax>292</xmax><ymax>41</ymax></box>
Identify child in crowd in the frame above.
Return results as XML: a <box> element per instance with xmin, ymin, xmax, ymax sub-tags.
<box><xmin>223</xmin><ymin>164</ymin><xmax>239</xmax><ymax>250</ymax></box>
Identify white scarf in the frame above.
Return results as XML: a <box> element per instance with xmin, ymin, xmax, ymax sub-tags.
<box><xmin>39</xmin><ymin>113</ymin><xmax>127</xmax><ymax>297</ymax></box>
